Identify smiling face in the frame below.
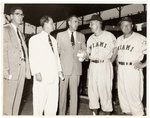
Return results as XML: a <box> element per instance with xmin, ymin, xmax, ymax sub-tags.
<box><xmin>89</xmin><ymin>20</ymin><xmax>102</xmax><ymax>33</ymax></box>
<box><xmin>68</xmin><ymin>16</ymin><xmax>79</xmax><ymax>31</ymax></box>
<box><xmin>120</xmin><ymin>21</ymin><xmax>133</xmax><ymax>35</ymax></box>
<box><xmin>10</xmin><ymin>9</ymin><xmax>24</xmax><ymax>26</ymax></box>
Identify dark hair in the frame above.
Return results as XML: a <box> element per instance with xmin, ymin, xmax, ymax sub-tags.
<box><xmin>40</xmin><ymin>16</ymin><xmax>51</xmax><ymax>27</ymax></box>
<box><xmin>66</xmin><ymin>14</ymin><xmax>78</xmax><ymax>27</ymax></box>
<box><xmin>67</xmin><ymin>15</ymin><xmax>78</xmax><ymax>22</ymax></box>
<box><xmin>10</xmin><ymin>6</ymin><xmax>23</xmax><ymax>15</ymax></box>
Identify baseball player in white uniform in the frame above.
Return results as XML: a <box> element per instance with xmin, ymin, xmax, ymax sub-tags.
<box><xmin>113</xmin><ymin>17</ymin><xmax>147</xmax><ymax>116</ymax></box>
<box><xmin>87</xmin><ymin>15</ymin><xmax>116</xmax><ymax>115</ymax></box>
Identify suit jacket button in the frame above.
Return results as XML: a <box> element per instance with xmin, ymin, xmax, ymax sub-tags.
<box><xmin>19</xmin><ymin>64</ymin><xmax>21</xmax><ymax>66</ymax></box>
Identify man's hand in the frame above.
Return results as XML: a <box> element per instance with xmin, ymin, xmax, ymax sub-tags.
<box><xmin>4</xmin><ymin>74</ymin><xmax>12</xmax><ymax>80</ymax></box>
<box><xmin>35</xmin><ymin>73</ymin><xmax>42</xmax><ymax>82</ymax></box>
<box><xmin>58</xmin><ymin>71</ymin><xmax>65</xmax><ymax>81</ymax></box>
<box><xmin>133</xmin><ymin>62</ymin><xmax>146</xmax><ymax>70</ymax></box>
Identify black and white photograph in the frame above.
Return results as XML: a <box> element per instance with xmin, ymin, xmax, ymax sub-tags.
<box><xmin>1</xmin><ymin>1</ymin><xmax>148</xmax><ymax>116</ymax></box>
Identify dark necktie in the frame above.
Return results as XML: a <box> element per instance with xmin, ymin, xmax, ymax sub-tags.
<box><xmin>48</xmin><ymin>35</ymin><xmax>54</xmax><ymax>53</ymax></box>
<box><xmin>17</xmin><ymin>28</ymin><xmax>26</xmax><ymax>59</ymax></box>
<box><xmin>71</xmin><ymin>32</ymin><xmax>75</xmax><ymax>46</ymax></box>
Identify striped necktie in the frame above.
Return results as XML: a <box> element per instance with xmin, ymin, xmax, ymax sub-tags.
<box><xmin>48</xmin><ymin>35</ymin><xmax>54</xmax><ymax>53</ymax></box>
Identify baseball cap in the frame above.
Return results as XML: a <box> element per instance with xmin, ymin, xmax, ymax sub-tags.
<box><xmin>119</xmin><ymin>17</ymin><xmax>133</xmax><ymax>25</ymax></box>
<box><xmin>87</xmin><ymin>15</ymin><xmax>103</xmax><ymax>22</ymax></box>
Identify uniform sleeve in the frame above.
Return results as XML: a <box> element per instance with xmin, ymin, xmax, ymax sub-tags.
<box><xmin>29</xmin><ymin>37</ymin><xmax>41</xmax><ymax>75</ymax></box>
<box><xmin>86</xmin><ymin>38</ymin><xmax>92</xmax><ymax>57</ymax></box>
<box><xmin>115</xmin><ymin>37</ymin><xmax>121</xmax><ymax>49</ymax></box>
<box><xmin>108</xmin><ymin>33</ymin><xmax>116</xmax><ymax>51</ymax></box>
<box><xmin>3</xmin><ymin>28</ymin><xmax>10</xmax><ymax>79</ymax></box>
<box><xmin>111</xmin><ymin>33</ymin><xmax>117</xmax><ymax>48</ymax></box>
<box><xmin>141</xmin><ymin>36</ymin><xmax>147</xmax><ymax>54</ymax></box>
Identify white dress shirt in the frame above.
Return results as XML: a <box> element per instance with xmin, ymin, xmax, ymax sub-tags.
<box><xmin>68</xmin><ymin>29</ymin><xmax>77</xmax><ymax>43</ymax></box>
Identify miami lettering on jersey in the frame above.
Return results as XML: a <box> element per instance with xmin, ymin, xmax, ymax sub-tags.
<box><xmin>118</xmin><ymin>44</ymin><xmax>134</xmax><ymax>52</ymax></box>
<box><xmin>89</xmin><ymin>41</ymin><xmax>107</xmax><ymax>50</ymax></box>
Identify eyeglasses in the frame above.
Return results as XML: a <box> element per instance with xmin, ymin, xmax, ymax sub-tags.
<box><xmin>13</xmin><ymin>13</ymin><xmax>24</xmax><ymax>17</ymax></box>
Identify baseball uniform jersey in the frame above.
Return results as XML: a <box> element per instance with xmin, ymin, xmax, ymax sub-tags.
<box><xmin>116</xmin><ymin>32</ymin><xmax>147</xmax><ymax>115</ymax></box>
<box><xmin>87</xmin><ymin>30</ymin><xmax>116</xmax><ymax>111</ymax></box>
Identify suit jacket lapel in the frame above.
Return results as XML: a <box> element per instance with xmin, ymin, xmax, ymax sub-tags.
<box><xmin>65</xmin><ymin>30</ymin><xmax>74</xmax><ymax>51</ymax></box>
<box><xmin>20</xmin><ymin>31</ymin><xmax>28</xmax><ymax>57</ymax></box>
<box><xmin>75</xmin><ymin>32</ymin><xmax>82</xmax><ymax>50</ymax></box>
<box><xmin>9</xmin><ymin>24</ymin><xmax>20</xmax><ymax>49</ymax></box>
<box><xmin>9</xmin><ymin>24</ymin><xmax>27</xmax><ymax>59</ymax></box>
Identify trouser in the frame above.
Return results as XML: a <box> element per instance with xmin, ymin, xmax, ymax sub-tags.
<box><xmin>88</xmin><ymin>61</ymin><xmax>113</xmax><ymax>112</ymax></box>
<box><xmin>33</xmin><ymin>79</ymin><xmax>58</xmax><ymax>116</ymax></box>
<box><xmin>3</xmin><ymin>61</ymin><xmax>25</xmax><ymax>115</ymax></box>
<box><xmin>59</xmin><ymin>75</ymin><xmax>80</xmax><ymax>115</ymax></box>
<box><xmin>118</xmin><ymin>65</ymin><xmax>144</xmax><ymax>116</ymax></box>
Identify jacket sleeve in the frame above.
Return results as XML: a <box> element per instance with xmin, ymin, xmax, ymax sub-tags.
<box><xmin>29</xmin><ymin>37</ymin><xmax>41</xmax><ymax>75</ymax></box>
<box><xmin>54</xmin><ymin>40</ymin><xmax>62</xmax><ymax>72</ymax></box>
<box><xmin>3</xmin><ymin>28</ymin><xmax>10</xmax><ymax>79</ymax></box>
<box><xmin>56</xmin><ymin>33</ymin><xmax>61</xmax><ymax>54</ymax></box>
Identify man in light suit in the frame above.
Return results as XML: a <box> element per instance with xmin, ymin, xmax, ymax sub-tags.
<box><xmin>3</xmin><ymin>7</ymin><xmax>31</xmax><ymax>115</ymax></box>
<box><xmin>57</xmin><ymin>15</ymin><xmax>86</xmax><ymax>115</ymax></box>
<box><xmin>29</xmin><ymin>16</ymin><xmax>64</xmax><ymax>116</ymax></box>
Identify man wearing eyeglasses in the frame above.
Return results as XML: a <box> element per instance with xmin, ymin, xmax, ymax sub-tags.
<box><xmin>3</xmin><ymin>7</ymin><xmax>31</xmax><ymax>115</ymax></box>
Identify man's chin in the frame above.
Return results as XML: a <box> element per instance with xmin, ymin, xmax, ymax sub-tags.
<box><xmin>19</xmin><ymin>21</ymin><xmax>23</xmax><ymax>25</ymax></box>
<box><xmin>91</xmin><ymin>30</ymin><xmax>94</xmax><ymax>33</ymax></box>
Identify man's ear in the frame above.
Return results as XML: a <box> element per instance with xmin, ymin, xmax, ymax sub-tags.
<box><xmin>68</xmin><ymin>20</ymin><xmax>71</xmax><ymax>26</ymax></box>
<box><xmin>10</xmin><ymin>14</ymin><xmax>13</xmax><ymax>20</ymax></box>
<box><xmin>43</xmin><ymin>22</ymin><xmax>47</xmax><ymax>27</ymax></box>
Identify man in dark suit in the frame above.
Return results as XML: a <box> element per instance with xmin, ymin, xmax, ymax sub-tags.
<box><xmin>3</xmin><ymin>7</ymin><xmax>31</xmax><ymax>115</ymax></box>
<box><xmin>57</xmin><ymin>15</ymin><xmax>86</xmax><ymax>115</ymax></box>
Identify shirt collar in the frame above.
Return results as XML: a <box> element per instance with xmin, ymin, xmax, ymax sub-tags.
<box><xmin>41</xmin><ymin>30</ymin><xmax>54</xmax><ymax>41</ymax></box>
<box><xmin>11</xmin><ymin>23</ymin><xmax>17</xmax><ymax>32</ymax></box>
<box><xmin>68</xmin><ymin>29</ymin><xmax>76</xmax><ymax>36</ymax></box>
<box><xmin>41</xmin><ymin>30</ymin><xmax>50</xmax><ymax>36</ymax></box>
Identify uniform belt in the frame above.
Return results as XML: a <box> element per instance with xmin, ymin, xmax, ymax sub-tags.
<box><xmin>91</xmin><ymin>59</ymin><xmax>104</xmax><ymax>63</ymax></box>
<box><xmin>118</xmin><ymin>62</ymin><xmax>132</xmax><ymax>65</ymax></box>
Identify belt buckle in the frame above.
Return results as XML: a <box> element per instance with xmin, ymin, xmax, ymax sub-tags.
<box><xmin>129</xmin><ymin>62</ymin><xmax>132</xmax><ymax>65</ymax></box>
<box><xmin>119</xmin><ymin>62</ymin><xmax>124</xmax><ymax>65</ymax></box>
<box><xmin>91</xmin><ymin>59</ymin><xmax>104</xmax><ymax>63</ymax></box>
<box><xmin>91</xmin><ymin>60</ymin><xmax>98</xmax><ymax>63</ymax></box>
